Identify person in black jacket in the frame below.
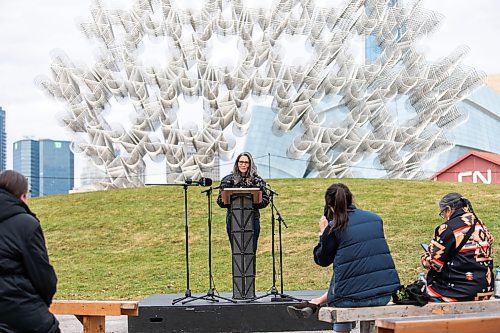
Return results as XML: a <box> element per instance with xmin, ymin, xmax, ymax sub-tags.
<box><xmin>216</xmin><ymin>152</ymin><xmax>269</xmax><ymax>251</ymax></box>
<box><xmin>288</xmin><ymin>183</ymin><xmax>400</xmax><ymax>333</ymax></box>
<box><xmin>0</xmin><ymin>170</ymin><xmax>59</xmax><ymax>333</ymax></box>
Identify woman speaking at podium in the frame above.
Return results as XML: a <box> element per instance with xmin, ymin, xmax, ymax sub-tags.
<box><xmin>217</xmin><ymin>152</ymin><xmax>269</xmax><ymax>250</ymax></box>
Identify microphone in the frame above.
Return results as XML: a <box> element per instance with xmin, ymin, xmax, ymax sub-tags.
<box><xmin>185</xmin><ymin>177</ymin><xmax>213</xmax><ymax>186</ymax></box>
<box><xmin>266</xmin><ymin>184</ymin><xmax>279</xmax><ymax>196</ymax></box>
<box><xmin>201</xmin><ymin>187</ymin><xmax>212</xmax><ymax>194</ymax></box>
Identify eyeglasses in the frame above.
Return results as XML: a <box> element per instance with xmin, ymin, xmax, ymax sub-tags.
<box><xmin>238</xmin><ymin>160</ymin><xmax>250</xmax><ymax>165</ymax></box>
<box><xmin>438</xmin><ymin>207</ymin><xmax>447</xmax><ymax>218</ymax></box>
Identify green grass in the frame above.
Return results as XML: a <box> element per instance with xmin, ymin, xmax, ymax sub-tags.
<box><xmin>31</xmin><ymin>178</ymin><xmax>500</xmax><ymax>300</ymax></box>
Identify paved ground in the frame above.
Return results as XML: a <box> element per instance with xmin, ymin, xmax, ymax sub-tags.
<box><xmin>57</xmin><ymin>315</ymin><xmax>128</xmax><ymax>333</ymax></box>
<box><xmin>57</xmin><ymin>314</ymin><xmax>361</xmax><ymax>332</ymax></box>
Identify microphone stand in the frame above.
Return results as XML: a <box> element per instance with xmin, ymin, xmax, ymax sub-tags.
<box><xmin>171</xmin><ymin>183</ymin><xmax>198</xmax><ymax>305</ymax></box>
<box><xmin>249</xmin><ymin>185</ymin><xmax>302</xmax><ymax>303</ymax></box>
<box><xmin>146</xmin><ymin>182</ymin><xmax>199</xmax><ymax>305</ymax></box>
<box><xmin>184</xmin><ymin>186</ymin><xmax>235</xmax><ymax>304</ymax></box>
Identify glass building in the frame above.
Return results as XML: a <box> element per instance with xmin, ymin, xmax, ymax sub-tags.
<box><xmin>39</xmin><ymin>139</ymin><xmax>74</xmax><ymax>196</ymax></box>
<box><xmin>421</xmin><ymin>86</ymin><xmax>500</xmax><ymax>177</ymax></box>
<box><xmin>0</xmin><ymin>107</ymin><xmax>6</xmax><ymax>171</ymax></box>
<box><xmin>13</xmin><ymin>139</ymin><xmax>40</xmax><ymax>197</ymax></box>
<box><xmin>13</xmin><ymin>139</ymin><xmax>74</xmax><ymax>197</ymax></box>
<box><xmin>242</xmin><ymin>0</ymin><xmax>500</xmax><ymax>180</ymax></box>
<box><xmin>243</xmin><ymin>86</ymin><xmax>499</xmax><ymax>180</ymax></box>
<box><xmin>243</xmin><ymin>105</ymin><xmax>308</xmax><ymax>179</ymax></box>
<box><xmin>38</xmin><ymin>0</ymin><xmax>498</xmax><ymax>184</ymax></box>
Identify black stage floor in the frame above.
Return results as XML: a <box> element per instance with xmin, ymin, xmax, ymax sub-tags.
<box><xmin>128</xmin><ymin>290</ymin><xmax>331</xmax><ymax>333</ymax></box>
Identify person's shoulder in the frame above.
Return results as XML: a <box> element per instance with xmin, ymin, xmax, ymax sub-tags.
<box><xmin>446</xmin><ymin>214</ymin><xmax>470</xmax><ymax>230</ymax></box>
<box><xmin>14</xmin><ymin>212</ymin><xmax>39</xmax><ymax>225</ymax></box>
<box><xmin>254</xmin><ymin>175</ymin><xmax>265</xmax><ymax>182</ymax></box>
<box><xmin>354</xmin><ymin>208</ymin><xmax>381</xmax><ymax>221</ymax></box>
<box><xmin>434</xmin><ymin>221</ymin><xmax>452</xmax><ymax>235</ymax></box>
<box><xmin>221</xmin><ymin>174</ymin><xmax>233</xmax><ymax>182</ymax></box>
<box><xmin>4</xmin><ymin>212</ymin><xmax>40</xmax><ymax>232</ymax></box>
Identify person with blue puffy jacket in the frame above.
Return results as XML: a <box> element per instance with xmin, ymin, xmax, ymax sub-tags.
<box><xmin>287</xmin><ymin>183</ymin><xmax>400</xmax><ymax>333</ymax></box>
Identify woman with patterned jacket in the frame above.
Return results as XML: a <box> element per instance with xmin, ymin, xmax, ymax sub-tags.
<box><xmin>217</xmin><ymin>152</ymin><xmax>269</xmax><ymax>251</ymax></box>
<box><xmin>421</xmin><ymin>192</ymin><xmax>494</xmax><ymax>302</ymax></box>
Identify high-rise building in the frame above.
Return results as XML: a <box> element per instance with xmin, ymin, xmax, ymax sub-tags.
<box><xmin>0</xmin><ymin>107</ymin><xmax>6</xmax><ymax>171</ymax></box>
<box><xmin>13</xmin><ymin>139</ymin><xmax>40</xmax><ymax>197</ymax></box>
<box><xmin>13</xmin><ymin>138</ymin><xmax>74</xmax><ymax>197</ymax></box>
<box><xmin>39</xmin><ymin>139</ymin><xmax>74</xmax><ymax>196</ymax></box>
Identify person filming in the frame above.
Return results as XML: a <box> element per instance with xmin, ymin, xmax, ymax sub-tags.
<box><xmin>288</xmin><ymin>183</ymin><xmax>400</xmax><ymax>333</ymax></box>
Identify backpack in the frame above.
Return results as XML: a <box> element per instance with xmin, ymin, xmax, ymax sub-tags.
<box><xmin>392</xmin><ymin>280</ymin><xmax>430</xmax><ymax>306</ymax></box>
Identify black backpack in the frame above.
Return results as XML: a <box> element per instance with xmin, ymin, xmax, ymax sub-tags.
<box><xmin>392</xmin><ymin>280</ymin><xmax>430</xmax><ymax>306</ymax></box>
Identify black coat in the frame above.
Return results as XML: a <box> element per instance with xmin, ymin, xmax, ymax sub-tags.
<box><xmin>216</xmin><ymin>174</ymin><xmax>269</xmax><ymax>249</ymax></box>
<box><xmin>0</xmin><ymin>189</ymin><xmax>59</xmax><ymax>333</ymax></box>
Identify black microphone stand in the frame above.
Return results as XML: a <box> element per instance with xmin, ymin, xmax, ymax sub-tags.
<box><xmin>249</xmin><ymin>185</ymin><xmax>302</xmax><ymax>303</ymax></box>
<box><xmin>184</xmin><ymin>186</ymin><xmax>235</xmax><ymax>304</ymax></box>
<box><xmin>169</xmin><ymin>183</ymin><xmax>199</xmax><ymax>305</ymax></box>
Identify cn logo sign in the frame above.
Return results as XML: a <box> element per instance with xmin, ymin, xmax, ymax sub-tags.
<box><xmin>457</xmin><ymin>170</ymin><xmax>492</xmax><ymax>184</ymax></box>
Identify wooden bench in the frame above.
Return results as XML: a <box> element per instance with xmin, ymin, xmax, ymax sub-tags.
<box><xmin>375</xmin><ymin>311</ymin><xmax>500</xmax><ymax>333</ymax></box>
<box><xmin>318</xmin><ymin>299</ymin><xmax>500</xmax><ymax>333</ymax></box>
<box><xmin>49</xmin><ymin>300</ymin><xmax>139</xmax><ymax>333</ymax></box>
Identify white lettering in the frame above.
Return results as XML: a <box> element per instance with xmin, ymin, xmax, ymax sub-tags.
<box><xmin>457</xmin><ymin>170</ymin><xmax>492</xmax><ymax>184</ymax></box>
<box><xmin>473</xmin><ymin>170</ymin><xmax>492</xmax><ymax>184</ymax></box>
<box><xmin>458</xmin><ymin>171</ymin><xmax>472</xmax><ymax>183</ymax></box>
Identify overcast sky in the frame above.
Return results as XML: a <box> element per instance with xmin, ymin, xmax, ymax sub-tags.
<box><xmin>1</xmin><ymin>0</ymin><xmax>499</xmax><ymax>172</ymax></box>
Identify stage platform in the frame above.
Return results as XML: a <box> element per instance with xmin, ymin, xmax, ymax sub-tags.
<box><xmin>128</xmin><ymin>290</ymin><xmax>331</xmax><ymax>332</ymax></box>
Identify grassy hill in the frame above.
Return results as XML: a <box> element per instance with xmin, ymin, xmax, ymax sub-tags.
<box><xmin>31</xmin><ymin>178</ymin><xmax>499</xmax><ymax>300</ymax></box>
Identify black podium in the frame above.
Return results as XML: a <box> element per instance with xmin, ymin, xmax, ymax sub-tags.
<box><xmin>222</xmin><ymin>188</ymin><xmax>262</xmax><ymax>300</ymax></box>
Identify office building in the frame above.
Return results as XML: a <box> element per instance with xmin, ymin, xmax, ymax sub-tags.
<box><xmin>13</xmin><ymin>139</ymin><xmax>74</xmax><ymax>197</ymax></box>
<box><xmin>39</xmin><ymin>139</ymin><xmax>74</xmax><ymax>196</ymax></box>
<box><xmin>13</xmin><ymin>139</ymin><xmax>40</xmax><ymax>197</ymax></box>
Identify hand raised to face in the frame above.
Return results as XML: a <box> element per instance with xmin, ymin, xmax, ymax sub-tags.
<box><xmin>319</xmin><ymin>215</ymin><xmax>328</xmax><ymax>235</ymax></box>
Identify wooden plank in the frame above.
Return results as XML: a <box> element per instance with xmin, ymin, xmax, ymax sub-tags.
<box><xmin>82</xmin><ymin>316</ymin><xmax>105</xmax><ymax>333</ymax></box>
<box><xmin>375</xmin><ymin>313</ymin><xmax>500</xmax><ymax>333</ymax></box>
<box><xmin>318</xmin><ymin>299</ymin><xmax>500</xmax><ymax>323</ymax></box>
<box><xmin>359</xmin><ymin>320</ymin><xmax>374</xmax><ymax>333</ymax></box>
<box><xmin>49</xmin><ymin>300</ymin><xmax>139</xmax><ymax>316</ymax></box>
<box><xmin>120</xmin><ymin>301</ymin><xmax>140</xmax><ymax>316</ymax></box>
<box><xmin>375</xmin><ymin>328</ymin><xmax>392</xmax><ymax>333</ymax></box>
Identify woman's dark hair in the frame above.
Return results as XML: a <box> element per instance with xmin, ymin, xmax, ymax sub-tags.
<box><xmin>438</xmin><ymin>192</ymin><xmax>478</xmax><ymax>219</ymax></box>
<box><xmin>325</xmin><ymin>183</ymin><xmax>353</xmax><ymax>232</ymax></box>
<box><xmin>0</xmin><ymin>170</ymin><xmax>29</xmax><ymax>198</ymax></box>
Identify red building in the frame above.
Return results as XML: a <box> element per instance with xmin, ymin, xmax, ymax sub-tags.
<box><xmin>431</xmin><ymin>151</ymin><xmax>500</xmax><ymax>185</ymax></box>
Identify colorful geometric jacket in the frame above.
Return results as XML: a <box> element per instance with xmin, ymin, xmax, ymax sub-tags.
<box><xmin>422</xmin><ymin>207</ymin><xmax>494</xmax><ymax>302</ymax></box>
